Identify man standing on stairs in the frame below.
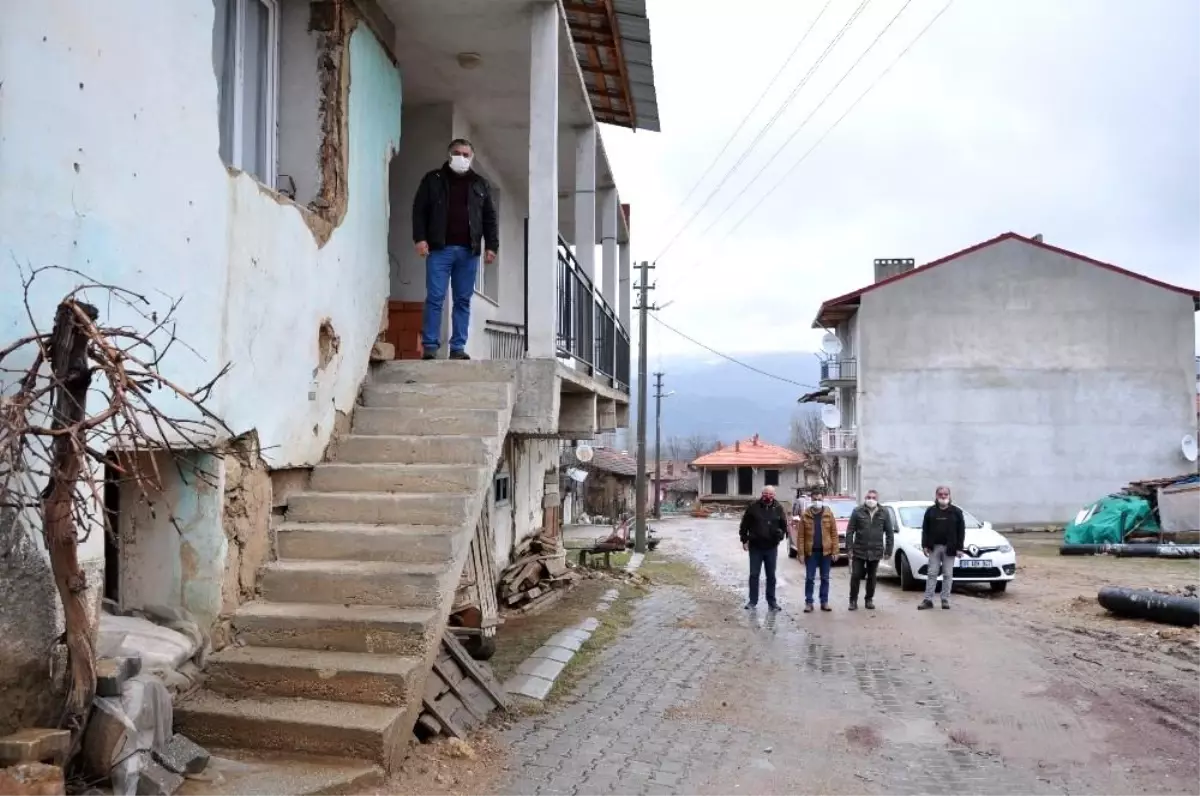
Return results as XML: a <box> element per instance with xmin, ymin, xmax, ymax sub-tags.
<box><xmin>412</xmin><ymin>138</ymin><xmax>499</xmax><ymax>361</ymax></box>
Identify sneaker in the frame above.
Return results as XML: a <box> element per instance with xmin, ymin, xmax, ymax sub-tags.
<box><xmin>768</xmin><ymin>603</ymin><xmax>781</xmax><ymax>613</ymax></box>
<box><xmin>820</xmin><ymin>604</ymin><xmax>832</xmax><ymax>612</ymax></box>
<box><xmin>942</xmin><ymin>602</ymin><xmax>951</xmax><ymax>610</ymax></box>
<box><xmin>421</xmin><ymin>349</ymin><xmax>437</xmax><ymax>360</ymax></box>
<box><xmin>743</xmin><ymin>602</ymin><xmax>756</xmax><ymax>610</ymax></box>
<box><xmin>449</xmin><ymin>350</ymin><xmax>470</xmax><ymax>360</ymax></box>
<box><xmin>918</xmin><ymin>600</ymin><xmax>934</xmax><ymax>610</ymax></box>
<box><xmin>865</xmin><ymin>600</ymin><xmax>875</xmax><ymax>610</ymax></box>
<box><xmin>803</xmin><ymin>604</ymin><xmax>814</xmax><ymax>613</ymax></box>
<box><xmin>848</xmin><ymin>601</ymin><xmax>858</xmax><ymax>611</ymax></box>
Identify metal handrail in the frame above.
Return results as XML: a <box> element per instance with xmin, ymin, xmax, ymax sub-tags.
<box><xmin>556</xmin><ymin>236</ymin><xmax>629</xmax><ymax>390</ymax></box>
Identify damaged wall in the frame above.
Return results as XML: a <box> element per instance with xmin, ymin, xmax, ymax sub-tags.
<box><xmin>492</xmin><ymin>436</ymin><xmax>560</xmax><ymax>565</ymax></box>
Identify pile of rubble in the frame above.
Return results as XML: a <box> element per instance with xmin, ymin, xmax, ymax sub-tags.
<box><xmin>498</xmin><ymin>533</ymin><xmax>581</xmax><ymax>614</ymax></box>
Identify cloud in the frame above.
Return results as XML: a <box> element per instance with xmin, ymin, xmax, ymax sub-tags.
<box><xmin>602</xmin><ymin>0</ymin><xmax>1200</xmax><ymax>359</ymax></box>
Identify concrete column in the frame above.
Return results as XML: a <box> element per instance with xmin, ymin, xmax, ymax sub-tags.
<box><xmin>600</xmin><ymin>188</ymin><xmax>618</xmax><ymax>310</ymax></box>
<box><xmin>618</xmin><ymin>240</ymin><xmax>631</xmax><ymax>331</ymax></box>
<box><xmin>527</xmin><ymin>1</ymin><xmax>559</xmax><ymax>358</ymax></box>
<box><xmin>574</xmin><ymin>125</ymin><xmax>597</xmax><ymax>283</ymax></box>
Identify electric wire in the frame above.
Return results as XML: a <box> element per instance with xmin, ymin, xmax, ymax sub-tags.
<box><xmin>650</xmin><ymin>313</ymin><xmax>819</xmax><ymax>390</ymax></box>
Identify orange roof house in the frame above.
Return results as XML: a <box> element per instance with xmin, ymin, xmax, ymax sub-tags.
<box><xmin>691</xmin><ymin>435</ymin><xmax>809</xmax><ymax>503</ymax></box>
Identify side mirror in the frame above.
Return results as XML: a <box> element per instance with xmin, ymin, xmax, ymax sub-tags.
<box><xmin>981</xmin><ymin>521</ymin><xmax>993</xmax><ymax>531</ymax></box>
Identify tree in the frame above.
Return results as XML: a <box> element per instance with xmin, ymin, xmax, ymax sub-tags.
<box><xmin>666</xmin><ymin>433</ymin><xmax>718</xmax><ymax>463</ymax></box>
<box><xmin>789</xmin><ymin>408</ymin><xmax>832</xmax><ymax>488</ymax></box>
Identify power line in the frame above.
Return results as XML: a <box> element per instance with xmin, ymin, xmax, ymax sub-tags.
<box><xmin>690</xmin><ymin>0</ymin><xmax>916</xmax><ymax>246</ymax></box>
<box><xmin>652</xmin><ymin>0</ymin><xmax>873</xmax><ymax>263</ymax></box>
<box><xmin>650</xmin><ymin>313</ymin><xmax>818</xmax><ymax>390</ymax></box>
<box><xmin>716</xmin><ymin>0</ymin><xmax>956</xmax><ymax>244</ymax></box>
<box><xmin>658</xmin><ymin>0</ymin><xmax>835</xmax><ymax>233</ymax></box>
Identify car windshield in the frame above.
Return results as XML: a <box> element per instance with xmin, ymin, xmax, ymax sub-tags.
<box><xmin>897</xmin><ymin>506</ymin><xmax>985</xmax><ymax>529</ymax></box>
<box><xmin>830</xmin><ymin>500</ymin><xmax>856</xmax><ymax>519</ymax></box>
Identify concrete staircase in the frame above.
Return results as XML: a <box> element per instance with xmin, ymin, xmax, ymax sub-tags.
<box><xmin>176</xmin><ymin>362</ymin><xmax>515</xmax><ymax>778</ymax></box>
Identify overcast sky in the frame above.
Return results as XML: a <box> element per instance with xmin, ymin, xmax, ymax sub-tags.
<box><xmin>601</xmin><ymin>0</ymin><xmax>1200</xmax><ymax>363</ymax></box>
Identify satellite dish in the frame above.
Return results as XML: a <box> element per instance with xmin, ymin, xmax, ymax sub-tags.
<box><xmin>821</xmin><ymin>404</ymin><xmax>842</xmax><ymax>429</ymax></box>
<box><xmin>820</xmin><ymin>333</ymin><xmax>842</xmax><ymax>356</ymax></box>
<box><xmin>1183</xmin><ymin>434</ymin><xmax>1199</xmax><ymax>463</ymax></box>
<box><xmin>575</xmin><ymin>444</ymin><xmax>594</xmax><ymax>464</ymax></box>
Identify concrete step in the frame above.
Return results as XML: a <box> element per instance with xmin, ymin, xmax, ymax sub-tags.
<box><xmin>175</xmin><ymin>748</ymin><xmax>384</xmax><ymax>796</ymax></box>
<box><xmin>259</xmin><ymin>560</ymin><xmax>452</xmax><ymax>608</ymax></box>
<box><xmin>174</xmin><ymin>691</ymin><xmax>399</xmax><ymax>763</ymax></box>
<box><xmin>352</xmin><ymin>407</ymin><xmax>502</xmax><ymax>437</ymax></box>
<box><xmin>332</xmin><ymin>434</ymin><xmax>496</xmax><ymax>465</ymax></box>
<box><xmin>275</xmin><ymin>522</ymin><xmax>461</xmax><ymax>564</ymax></box>
<box><xmin>287</xmin><ymin>491</ymin><xmax>473</xmax><ymax>526</ymax></box>
<box><xmin>234</xmin><ymin>601</ymin><xmax>436</xmax><ymax>657</ymax></box>
<box><xmin>361</xmin><ymin>381</ymin><xmax>511</xmax><ymax>410</ymax></box>
<box><xmin>206</xmin><ymin>646</ymin><xmax>421</xmax><ymax>707</ymax></box>
<box><xmin>309</xmin><ymin>463</ymin><xmax>489</xmax><ymax>495</ymax></box>
<box><xmin>371</xmin><ymin>359</ymin><xmax>518</xmax><ymax>385</ymax></box>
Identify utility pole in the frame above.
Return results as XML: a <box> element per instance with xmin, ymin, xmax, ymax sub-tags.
<box><xmin>632</xmin><ymin>261</ymin><xmax>655</xmax><ymax>554</ymax></box>
<box><xmin>652</xmin><ymin>371</ymin><xmax>665</xmax><ymax>519</ymax></box>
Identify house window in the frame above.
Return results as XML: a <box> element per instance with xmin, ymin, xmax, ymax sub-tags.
<box><xmin>494</xmin><ymin>473</ymin><xmax>511</xmax><ymax>506</ymax></box>
<box><xmin>764</xmin><ymin>469</ymin><xmax>780</xmax><ymax>487</ymax></box>
<box><xmin>710</xmin><ymin>470</ymin><xmax>729</xmax><ymax>495</ymax></box>
<box><xmin>214</xmin><ymin>0</ymin><xmax>280</xmax><ymax>187</ymax></box>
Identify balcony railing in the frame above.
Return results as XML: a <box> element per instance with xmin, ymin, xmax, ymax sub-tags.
<box><xmin>556</xmin><ymin>237</ymin><xmax>630</xmax><ymax>391</ymax></box>
<box><xmin>820</xmin><ymin>358</ymin><xmax>857</xmax><ymax>382</ymax></box>
<box><xmin>821</xmin><ymin>428</ymin><xmax>858</xmax><ymax>453</ymax></box>
<box><xmin>485</xmin><ymin>321</ymin><xmax>525</xmax><ymax>361</ymax></box>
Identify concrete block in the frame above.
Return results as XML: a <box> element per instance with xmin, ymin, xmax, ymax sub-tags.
<box><xmin>528</xmin><ymin>645</ymin><xmax>574</xmax><ymax>664</ymax></box>
<box><xmin>352</xmin><ymin>407</ymin><xmax>501</xmax><ymax>436</ymax></box>
<box><xmin>233</xmin><ymin>601</ymin><xmax>435</xmax><ymax>657</ymax></box>
<box><xmin>259</xmin><ymin>560</ymin><xmax>451</xmax><ymax>608</ymax></box>
<box><xmin>597</xmin><ymin>398</ymin><xmax>618</xmax><ymax>432</ymax></box>
<box><xmin>0</xmin><ymin>730</ymin><xmax>71</xmax><ymax>766</ymax></box>
<box><xmin>333</xmin><ymin>434</ymin><xmax>496</xmax><ymax>465</ymax></box>
<box><xmin>543</xmin><ymin>632</ymin><xmax>584</xmax><ymax>652</ymax></box>
<box><xmin>309</xmin><ymin>463</ymin><xmax>488</xmax><ymax>494</ymax></box>
<box><xmin>153</xmin><ymin>734</ymin><xmax>210</xmax><ymax>776</ymax></box>
<box><xmin>558</xmin><ymin>392</ymin><xmax>597</xmax><ymax>436</ymax></box>
<box><xmin>515</xmin><ymin>657</ymin><xmax>566</xmax><ymax>681</ymax></box>
<box><xmin>95</xmin><ymin>655</ymin><xmax>142</xmax><ymax>698</ymax></box>
<box><xmin>579</xmin><ymin>617</ymin><xmax>601</xmax><ymax>632</ymax></box>
<box><xmin>274</xmin><ymin>522</ymin><xmax>460</xmax><ymax>565</ymax></box>
<box><xmin>0</xmin><ymin>763</ymin><xmax>65</xmax><ymax>796</ymax></box>
<box><xmin>362</xmin><ymin>382</ymin><xmax>511</xmax><ymax>410</ymax></box>
<box><xmin>504</xmin><ymin>673</ymin><xmax>555</xmax><ymax>701</ymax></box>
<box><xmin>136</xmin><ymin>758</ymin><xmax>185</xmax><ymax>796</ymax></box>
<box><xmin>369</xmin><ymin>341</ymin><xmax>395</xmax><ymax>362</ymax></box>
<box><xmin>206</xmin><ymin>646</ymin><xmax>420</xmax><ymax>706</ymax></box>
<box><xmin>614</xmin><ymin>402</ymin><xmax>630</xmax><ymax>428</ymax></box>
<box><xmin>286</xmin><ymin>491</ymin><xmax>472</xmax><ymax>527</ymax></box>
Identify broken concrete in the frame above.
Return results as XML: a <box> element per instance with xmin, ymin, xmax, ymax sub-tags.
<box><xmin>153</xmin><ymin>734</ymin><xmax>210</xmax><ymax>777</ymax></box>
<box><xmin>0</xmin><ymin>763</ymin><xmax>65</xmax><ymax>796</ymax></box>
<box><xmin>0</xmin><ymin>729</ymin><xmax>70</xmax><ymax>767</ymax></box>
<box><xmin>220</xmin><ymin>437</ymin><xmax>273</xmax><ymax>624</ymax></box>
<box><xmin>96</xmin><ymin>655</ymin><xmax>142</xmax><ymax>698</ymax></box>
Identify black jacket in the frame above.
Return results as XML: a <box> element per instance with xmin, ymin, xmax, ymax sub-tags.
<box><xmin>412</xmin><ymin>165</ymin><xmax>499</xmax><ymax>256</ymax></box>
<box><xmin>739</xmin><ymin>498</ymin><xmax>788</xmax><ymax>549</ymax></box>
<box><xmin>921</xmin><ymin>503</ymin><xmax>966</xmax><ymax>555</ymax></box>
<box><xmin>846</xmin><ymin>504</ymin><xmax>895</xmax><ymax>561</ymax></box>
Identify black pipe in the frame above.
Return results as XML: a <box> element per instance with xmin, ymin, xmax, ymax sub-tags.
<box><xmin>1059</xmin><ymin>544</ymin><xmax>1200</xmax><ymax>558</ymax></box>
<box><xmin>1097</xmin><ymin>586</ymin><xmax>1200</xmax><ymax>627</ymax></box>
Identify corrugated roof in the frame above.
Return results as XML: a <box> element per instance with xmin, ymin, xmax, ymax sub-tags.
<box><xmin>568</xmin><ymin>446</ymin><xmax>649</xmax><ymax>478</ymax></box>
<box><xmin>691</xmin><ymin>436</ymin><xmax>805</xmax><ymax>468</ymax></box>
<box><xmin>564</xmin><ymin>0</ymin><xmax>661</xmax><ymax>132</ymax></box>
<box><xmin>812</xmin><ymin>232</ymin><xmax>1200</xmax><ymax>329</ymax></box>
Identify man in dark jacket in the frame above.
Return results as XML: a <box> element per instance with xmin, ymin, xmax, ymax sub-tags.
<box><xmin>845</xmin><ymin>489</ymin><xmax>894</xmax><ymax>611</ymax></box>
<box><xmin>739</xmin><ymin>485</ymin><xmax>788</xmax><ymax>611</ymax></box>
<box><xmin>412</xmin><ymin>138</ymin><xmax>499</xmax><ymax>360</ymax></box>
<box><xmin>919</xmin><ymin>485</ymin><xmax>966</xmax><ymax>610</ymax></box>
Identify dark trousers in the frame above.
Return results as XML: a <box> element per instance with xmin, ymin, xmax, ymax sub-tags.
<box><xmin>804</xmin><ymin>554</ymin><xmax>832</xmax><ymax>605</ymax></box>
<box><xmin>748</xmin><ymin>545</ymin><xmax>779</xmax><ymax>607</ymax></box>
<box><xmin>850</xmin><ymin>557</ymin><xmax>880</xmax><ymax>602</ymax></box>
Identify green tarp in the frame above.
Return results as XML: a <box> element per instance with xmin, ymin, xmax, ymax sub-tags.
<box><xmin>1064</xmin><ymin>494</ymin><xmax>1160</xmax><ymax>545</ymax></box>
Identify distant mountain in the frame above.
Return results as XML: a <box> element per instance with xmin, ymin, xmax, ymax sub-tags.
<box><xmin>617</xmin><ymin>351</ymin><xmax>822</xmax><ymax>453</ymax></box>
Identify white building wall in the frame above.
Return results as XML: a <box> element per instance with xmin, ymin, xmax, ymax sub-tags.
<box><xmin>491</xmin><ymin>437</ymin><xmax>558</xmax><ymax>566</ymax></box>
<box><xmin>858</xmin><ymin>237</ymin><xmax>1197</xmax><ymax>525</ymax></box>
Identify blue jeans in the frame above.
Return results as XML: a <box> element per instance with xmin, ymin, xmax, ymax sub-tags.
<box><xmin>422</xmin><ymin>246</ymin><xmax>478</xmax><ymax>353</ymax></box>
<box><xmin>748</xmin><ymin>545</ymin><xmax>778</xmax><ymax>607</ymax></box>
<box><xmin>805</xmin><ymin>554</ymin><xmax>833</xmax><ymax>606</ymax></box>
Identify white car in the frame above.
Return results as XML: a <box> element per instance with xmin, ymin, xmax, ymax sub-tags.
<box><xmin>878</xmin><ymin>500</ymin><xmax>1017</xmax><ymax>593</ymax></box>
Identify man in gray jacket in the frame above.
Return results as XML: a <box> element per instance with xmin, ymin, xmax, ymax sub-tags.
<box><xmin>846</xmin><ymin>489</ymin><xmax>894</xmax><ymax>611</ymax></box>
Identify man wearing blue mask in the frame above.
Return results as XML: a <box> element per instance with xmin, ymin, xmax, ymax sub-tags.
<box><xmin>412</xmin><ymin>138</ymin><xmax>499</xmax><ymax>361</ymax></box>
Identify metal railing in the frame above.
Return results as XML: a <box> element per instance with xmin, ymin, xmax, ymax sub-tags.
<box><xmin>556</xmin><ymin>236</ymin><xmax>630</xmax><ymax>391</ymax></box>
<box><xmin>820</xmin><ymin>358</ymin><xmax>858</xmax><ymax>382</ymax></box>
<box><xmin>485</xmin><ymin>322</ymin><xmax>525</xmax><ymax>360</ymax></box>
<box><xmin>821</xmin><ymin>428</ymin><xmax>858</xmax><ymax>453</ymax></box>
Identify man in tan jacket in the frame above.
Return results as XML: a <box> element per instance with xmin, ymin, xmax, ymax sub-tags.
<box><xmin>799</xmin><ymin>489</ymin><xmax>839</xmax><ymax>612</ymax></box>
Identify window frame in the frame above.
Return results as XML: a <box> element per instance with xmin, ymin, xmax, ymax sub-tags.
<box><xmin>764</xmin><ymin>469</ymin><xmax>780</xmax><ymax>487</ymax></box>
<box><xmin>493</xmin><ymin>472</ymin><xmax>511</xmax><ymax>507</ymax></box>
<box><xmin>221</xmin><ymin>0</ymin><xmax>281</xmax><ymax>187</ymax></box>
<box><xmin>710</xmin><ymin>469</ymin><xmax>729</xmax><ymax>495</ymax></box>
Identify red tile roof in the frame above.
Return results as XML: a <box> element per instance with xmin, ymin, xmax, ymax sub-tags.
<box><xmin>691</xmin><ymin>435</ymin><xmax>805</xmax><ymax>468</ymax></box>
<box><xmin>812</xmin><ymin>232</ymin><xmax>1200</xmax><ymax>329</ymax></box>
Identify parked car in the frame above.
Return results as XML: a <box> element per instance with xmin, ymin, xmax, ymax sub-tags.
<box><xmin>787</xmin><ymin>495</ymin><xmax>857</xmax><ymax>561</ymax></box>
<box><xmin>877</xmin><ymin>500</ymin><xmax>1016</xmax><ymax>592</ymax></box>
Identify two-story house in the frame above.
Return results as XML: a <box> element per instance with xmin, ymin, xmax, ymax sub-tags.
<box><xmin>807</xmin><ymin>232</ymin><xmax>1199</xmax><ymax>526</ymax></box>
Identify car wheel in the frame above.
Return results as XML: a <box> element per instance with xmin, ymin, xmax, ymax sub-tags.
<box><xmin>989</xmin><ymin>581</ymin><xmax>1008</xmax><ymax>594</ymax></box>
<box><xmin>898</xmin><ymin>552</ymin><xmax>918</xmax><ymax>591</ymax></box>
<box><xmin>787</xmin><ymin>544</ymin><xmax>798</xmax><ymax>559</ymax></box>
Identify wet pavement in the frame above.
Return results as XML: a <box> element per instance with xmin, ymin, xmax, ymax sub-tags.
<box><xmin>494</xmin><ymin>518</ymin><xmax>1199</xmax><ymax>795</ymax></box>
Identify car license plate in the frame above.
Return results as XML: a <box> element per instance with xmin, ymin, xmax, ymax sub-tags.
<box><xmin>959</xmin><ymin>558</ymin><xmax>991</xmax><ymax>569</ymax></box>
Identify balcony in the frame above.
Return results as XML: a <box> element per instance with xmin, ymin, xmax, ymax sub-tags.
<box><xmin>556</xmin><ymin>238</ymin><xmax>631</xmax><ymax>393</ymax></box>
<box><xmin>821</xmin><ymin>428</ymin><xmax>858</xmax><ymax>455</ymax></box>
<box><xmin>820</xmin><ymin>358</ymin><xmax>857</xmax><ymax>385</ymax></box>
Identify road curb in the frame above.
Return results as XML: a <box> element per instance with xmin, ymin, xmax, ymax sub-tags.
<box><xmin>503</xmin><ymin>589</ymin><xmax>618</xmax><ymax>701</ymax></box>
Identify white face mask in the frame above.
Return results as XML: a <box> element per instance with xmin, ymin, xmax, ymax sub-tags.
<box><xmin>449</xmin><ymin>154</ymin><xmax>472</xmax><ymax>174</ymax></box>
<box><xmin>864</xmin><ymin>499</ymin><xmax>877</xmax><ymax>509</ymax></box>
<box><xmin>937</xmin><ymin>497</ymin><xmax>950</xmax><ymax>507</ymax></box>
<box><xmin>811</xmin><ymin>501</ymin><xmax>823</xmax><ymax>510</ymax></box>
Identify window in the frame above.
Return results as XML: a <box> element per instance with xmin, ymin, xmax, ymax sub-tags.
<box><xmin>214</xmin><ymin>0</ymin><xmax>280</xmax><ymax>186</ymax></box>
<box><xmin>710</xmin><ymin>470</ymin><xmax>729</xmax><ymax>495</ymax></box>
<box><xmin>493</xmin><ymin>473</ymin><xmax>511</xmax><ymax>506</ymax></box>
<box><xmin>897</xmin><ymin>506</ymin><xmax>984</xmax><ymax>529</ymax></box>
<box><xmin>764</xmin><ymin>469</ymin><xmax>780</xmax><ymax>487</ymax></box>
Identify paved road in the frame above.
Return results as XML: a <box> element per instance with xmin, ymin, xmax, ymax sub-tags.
<box><xmin>495</xmin><ymin>518</ymin><xmax>1198</xmax><ymax>795</ymax></box>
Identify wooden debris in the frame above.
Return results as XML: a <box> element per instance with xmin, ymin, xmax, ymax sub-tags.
<box><xmin>496</xmin><ymin>532</ymin><xmax>582</xmax><ymax>610</ymax></box>
<box><xmin>412</xmin><ymin>632</ymin><xmax>510</xmax><ymax>743</ymax></box>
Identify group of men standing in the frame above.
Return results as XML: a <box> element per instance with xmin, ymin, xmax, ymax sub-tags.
<box><xmin>738</xmin><ymin>485</ymin><xmax>967</xmax><ymax>612</ymax></box>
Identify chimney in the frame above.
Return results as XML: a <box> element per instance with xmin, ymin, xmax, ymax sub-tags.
<box><xmin>874</xmin><ymin>258</ymin><xmax>915</xmax><ymax>283</ymax></box>
<box><xmin>1032</xmin><ymin>233</ymin><xmax>1043</xmax><ymax>242</ymax></box>
<box><xmin>667</xmin><ymin>462</ymin><xmax>674</xmax><ymax>475</ymax></box>
<box><xmin>752</xmin><ymin>434</ymin><xmax>759</xmax><ymax>446</ymax></box>
<box><xmin>735</xmin><ymin>440</ymin><xmax>741</xmax><ymax>453</ymax></box>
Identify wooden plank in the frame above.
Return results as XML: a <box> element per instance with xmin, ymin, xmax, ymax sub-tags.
<box><xmin>457</xmin><ymin>677</ymin><xmax>496</xmax><ymax>719</ymax></box>
<box><xmin>422</xmin><ymin>670</ymin><xmax>445</xmax><ymax>702</ymax></box>
<box><xmin>422</xmin><ymin>697</ymin><xmax>464</xmax><ymax>739</ymax></box>
<box><xmin>433</xmin><ymin>660</ymin><xmax>484</xmax><ymax>722</ymax></box>
<box><xmin>442</xmin><ymin>632</ymin><xmax>509</xmax><ymax>711</ymax></box>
